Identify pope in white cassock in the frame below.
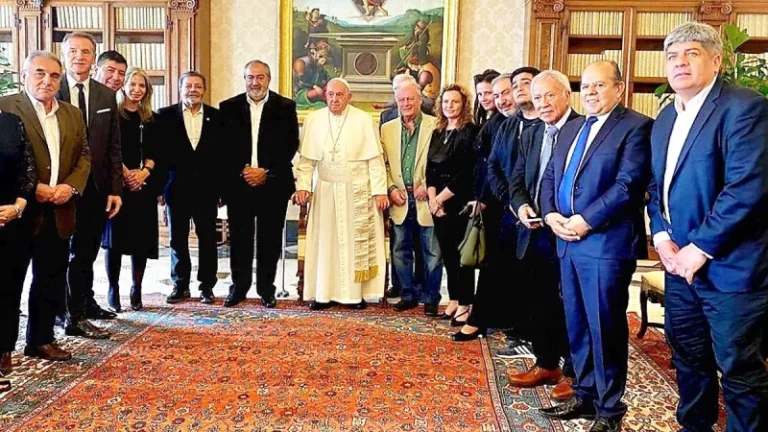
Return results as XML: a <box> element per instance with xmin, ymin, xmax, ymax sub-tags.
<box><xmin>293</xmin><ymin>78</ymin><xmax>390</xmax><ymax>310</ymax></box>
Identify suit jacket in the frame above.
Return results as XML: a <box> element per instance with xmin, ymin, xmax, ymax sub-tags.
<box><xmin>218</xmin><ymin>91</ymin><xmax>299</xmax><ymax>205</ymax></box>
<box><xmin>0</xmin><ymin>93</ymin><xmax>91</xmax><ymax>238</ymax></box>
<box><xmin>381</xmin><ymin>114</ymin><xmax>438</xmax><ymax>226</ymax></box>
<box><xmin>647</xmin><ymin>79</ymin><xmax>768</xmax><ymax>292</ymax></box>
<box><xmin>508</xmin><ymin>109</ymin><xmax>581</xmax><ymax>259</ymax></box>
<box><xmin>540</xmin><ymin>104</ymin><xmax>652</xmax><ymax>260</ymax></box>
<box><xmin>488</xmin><ymin>114</ymin><xmax>542</xmax><ymax>209</ymax></box>
<box><xmin>57</xmin><ymin>76</ymin><xmax>122</xmax><ymax>196</ymax></box>
<box><xmin>155</xmin><ymin>103</ymin><xmax>223</xmax><ymax>205</ymax></box>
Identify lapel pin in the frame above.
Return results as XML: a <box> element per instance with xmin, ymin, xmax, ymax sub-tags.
<box><xmin>206</xmin><ymin>117</ymin><xmax>210</xmax><ymax>121</ymax></box>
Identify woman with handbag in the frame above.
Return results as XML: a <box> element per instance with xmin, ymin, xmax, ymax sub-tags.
<box><xmin>102</xmin><ymin>67</ymin><xmax>162</xmax><ymax>312</ymax></box>
<box><xmin>426</xmin><ymin>84</ymin><xmax>479</xmax><ymax>328</ymax></box>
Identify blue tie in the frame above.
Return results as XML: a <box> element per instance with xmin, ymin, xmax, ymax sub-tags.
<box><xmin>558</xmin><ymin>116</ymin><xmax>598</xmax><ymax>215</ymax></box>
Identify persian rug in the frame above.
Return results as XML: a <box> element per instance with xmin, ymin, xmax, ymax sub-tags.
<box><xmin>0</xmin><ymin>299</ymin><xmax>715</xmax><ymax>431</ymax></box>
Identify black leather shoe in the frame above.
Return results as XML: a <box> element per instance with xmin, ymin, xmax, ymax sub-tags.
<box><xmin>348</xmin><ymin>300</ymin><xmax>367</xmax><ymax>310</ymax></box>
<box><xmin>590</xmin><ymin>417</ymin><xmax>622</xmax><ymax>432</ymax></box>
<box><xmin>309</xmin><ymin>301</ymin><xmax>332</xmax><ymax>311</ymax></box>
<box><xmin>85</xmin><ymin>305</ymin><xmax>117</xmax><ymax>320</ymax></box>
<box><xmin>130</xmin><ymin>285</ymin><xmax>143</xmax><ymax>311</ymax></box>
<box><xmin>64</xmin><ymin>320</ymin><xmax>112</xmax><ymax>339</ymax></box>
<box><xmin>539</xmin><ymin>397</ymin><xmax>596</xmax><ymax>420</ymax></box>
<box><xmin>200</xmin><ymin>290</ymin><xmax>216</xmax><ymax>304</ymax></box>
<box><xmin>393</xmin><ymin>300</ymin><xmax>419</xmax><ymax>312</ymax></box>
<box><xmin>262</xmin><ymin>296</ymin><xmax>277</xmax><ymax>308</ymax></box>
<box><xmin>424</xmin><ymin>303</ymin><xmax>439</xmax><ymax>317</ymax></box>
<box><xmin>385</xmin><ymin>286</ymin><xmax>401</xmax><ymax>298</ymax></box>
<box><xmin>223</xmin><ymin>293</ymin><xmax>246</xmax><ymax>307</ymax></box>
<box><xmin>167</xmin><ymin>287</ymin><xmax>188</xmax><ymax>304</ymax></box>
<box><xmin>451</xmin><ymin>328</ymin><xmax>486</xmax><ymax>342</ymax></box>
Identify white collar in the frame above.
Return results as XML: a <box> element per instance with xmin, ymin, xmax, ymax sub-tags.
<box><xmin>330</xmin><ymin>105</ymin><xmax>350</xmax><ymax>119</ymax></box>
<box><xmin>26</xmin><ymin>90</ymin><xmax>60</xmax><ymax>117</ymax></box>
<box><xmin>549</xmin><ymin>107</ymin><xmax>573</xmax><ymax>130</ymax></box>
<box><xmin>586</xmin><ymin>103</ymin><xmax>618</xmax><ymax>122</ymax></box>
<box><xmin>674</xmin><ymin>77</ymin><xmax>717</xmax><ymax>115</ymax></box>
<box><xmin>247</xmin><ymin>91</ymin><xmax>270</xmax><ymax>108</ymax></box>
<box><xmin>68</xmin><ymin>75</ymin><xmax>90</xmax><ymax>93</ymax></box>
<box><xmin>183</xmin><ymin>103</ymin><xmax>204</xmax><ymax>116</ymax></box>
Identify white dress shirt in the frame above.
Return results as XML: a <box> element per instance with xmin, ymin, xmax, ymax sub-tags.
<box><xmin>653</xmin><ymin>77</ymin><xmax>717</xmax><ymax>252</ymax></box>
<box><xmin>69</xmin><ymin>76</ymin><xmax>90</xmax><ymax>123</ymax></box>
<box><xmin>248</xmin><ymin>92</ymin><xmax>269</xmax><ymax>167</ymax></box>
<box><xmin>27</xmin><ymin>91</ymin><xmax>61</xmax><ymax>187</ymax></box>
<box><xmin>564</xmin><ymin>105</ymin><xmax>615</xmax><ymax>168</ymax></box>
<box><xmin>182</xmin><ymin>104</ymin><xmax>204</xmax><ymax>150</ymax></box>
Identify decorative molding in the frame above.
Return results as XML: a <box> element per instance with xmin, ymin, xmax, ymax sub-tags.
<box><xmin>699</xmin><ymin>0</ymin><xmax>732</xmax><ymax>24</ymax></box>
<box><xmin>532</xmin><ymin>0</ymin><xmax>564</xmax><ymax>18</ymax></box>
<box><xmin>15</xmin><ymin>0</ymin><xmax>43</xmax><ymax>11</ymax></box>
<box><xmin>168</xmin><ymin>0</ymin><xmax>198</xmax><ymax>12</ymax></box>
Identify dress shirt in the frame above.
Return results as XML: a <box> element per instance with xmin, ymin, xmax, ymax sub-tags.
<box><xmin>653</xmin><ymin>78</ymin><xmax>717</xmax><ymax>252</ymax></box>
<box><xmin>27</xmin><ymin>91</ymin><xmax>61</xmax><ymax>187</ymax></box>
<box><xmin>182</xmin><ymin>104</ymin><xmax>204</xmax><ymax>150</ymax></box>
<box><xmin>68</xmin><ymin>76</ymin><xmax>90</xmax><ymax>123</ymax></box>
<box><xmin>521</xmin><ymin>108</ymin><xmax>571</xmax><ymax>213</ymax></box>
<box><xmin>400</xmin><ymin>113</ymin><xmax>422</xmax><ymax>187</ymax></box>
<box><xmin>247</xmin><ymin>92</ymin><xmax>269</xmax><ymax>167</ymax></box>
<box><xmin>564</xmin><ymin>106</ymin><xmax>614</xmax><ymax>168</ymax></box>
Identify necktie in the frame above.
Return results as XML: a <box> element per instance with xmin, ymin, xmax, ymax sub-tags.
<box><xmin>557</xmin><ymin>116</ymin><xmax>598</xmax><ymax>215</ymax></box>
<box><xmin>75</xmin><ymin>83</ymin><xmax>88</xmax><ymax>130</ymax></box>
<box><xmin>534</xmin><ymin>125</ymin><xmax>559</xmax><ymax>205</ymax></box>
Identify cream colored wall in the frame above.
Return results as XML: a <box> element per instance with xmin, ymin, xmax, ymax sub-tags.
<box><xmin>209</xmin><ymin>0</ymin><xmax>527</xmax><ymax>105</ymax></box>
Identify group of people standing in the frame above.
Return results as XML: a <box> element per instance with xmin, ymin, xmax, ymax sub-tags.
<box><xmin>370</xmin><ymin>22</ymin><xmax>768</xmax><ymax>432</ymax></box>
<box><xmin>0</xmin><ymin>20</ymin><xmax>766</xmax><ymax>432</ymax></box>
<box><xmin>0</xmin><ymin>32</ymin><xmax>299</xmax><ymax>391</ymax></box>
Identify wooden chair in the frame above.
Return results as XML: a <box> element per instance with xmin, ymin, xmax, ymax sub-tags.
<box><xmin>637</xmin><ymin>271</ymin><xmax>665</xmax><ymax>338</ymax></box>
<box><xmin>296</xmin><ymin>203</ymin><xmax>390</xmax><ymax>308</ymax></box>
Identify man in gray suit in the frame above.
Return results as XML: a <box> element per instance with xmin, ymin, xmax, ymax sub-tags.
<box><xmin>57</xmin><ymin>32</ymin><xmax>123</xmax><ymax>339</ymax></box>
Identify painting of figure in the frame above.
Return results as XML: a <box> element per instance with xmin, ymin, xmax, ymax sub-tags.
<box><xmin>285</xmin><ymin>0</ymin><xmax>457</xmax><ymax>114</ymax></box>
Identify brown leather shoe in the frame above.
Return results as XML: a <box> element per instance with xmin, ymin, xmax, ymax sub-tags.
<box><xmin>508</xmin><ymin>366</ymin><xmax>563</xmax><ymax>387</ymax></box>
<box><xmin>23</xmin><ymin>344</ymin><xmax>72</xmax><ymax>361</ymax></box>
<box><xmin>0</xmin><ymin>352</ymin><xmax>11</xmax><ymax>375</ymax></box>
<box><xmin>551</xmin><ymin>377</ymin><xmax>575</xmax><ymax>401</ymax></box>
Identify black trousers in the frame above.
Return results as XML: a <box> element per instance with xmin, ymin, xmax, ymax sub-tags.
<box><xmin>433</xmin><ymin>209</ymin><xmax>475</xmax><ymax>306</ymax></box>
<box><xmin>66</xmin><ymin>176</ymin><xmax>108</xmax><ymax>322</ymax></box>
<box><xmin>0</xmin><ymin>219</ymin><xmax>31</xmax><ymax>352</ymax></box>
<box><xmin>167</xmin><ymin>198</ymin><xmax>218</xmax><ymax>289</ymax></box>
<box><xmin>228</xmin><ymin>199</ymin><xmax>289</xmax><ymax>299</ymax></box>
<box><xmin>23</xmin><ymin>210</ymin><xmax>70</xmax><ymax>346</ymax></box>
<box><xmin>521</xmin><ymin>230</ymin><xmax>571</xmax><ymax>373</ymax></box>
<box><xmin>467</xmin><ymin>207</ymin><xmax>520</xmax><ymax>329</ymax></box>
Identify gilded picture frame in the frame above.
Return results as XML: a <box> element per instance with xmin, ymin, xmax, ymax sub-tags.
<box><xmin>279</xmin><ymin>0</ymin><xmax>459</xmax><ymax>122</ymax></box>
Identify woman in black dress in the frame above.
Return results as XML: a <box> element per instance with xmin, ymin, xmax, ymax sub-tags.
<box><xmin>0</xmin><ymin>110</ymin><xmax>37</xmax><ymax>392</ymax></box>
<box><xmin>102</xmin><ymin>67</ymin><xmax>160</xmax><ymax>312</ymax></box>
<box><xmin>426</xmin><ymin>84</ymin><xmax>479</xmax><ymax>328</ymax></box>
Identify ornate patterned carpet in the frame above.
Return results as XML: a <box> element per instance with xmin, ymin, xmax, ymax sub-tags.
<box><xmin>0</xmin><ymin>299</ymin><xmax>717</xmax><ymax>431</ymax></box>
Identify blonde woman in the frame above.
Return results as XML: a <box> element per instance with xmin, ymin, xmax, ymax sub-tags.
<box><xmin>102</xmin><ymin>67</ymin><xmax>160</xmax><ymax>312</ymax></box>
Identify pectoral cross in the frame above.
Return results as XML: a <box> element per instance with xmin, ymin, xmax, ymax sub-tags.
<box><xmin>329</xmin><ymin>144</ymin><xmax>342</xmax><ymax>162</ymax></box>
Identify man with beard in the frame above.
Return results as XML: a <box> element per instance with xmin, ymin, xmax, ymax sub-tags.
<box><xmin>219</xmin><ymin>60</ymin><xmax>300</xmax><ymax>308</ymax></box>
<box><xmin>156</xmin><ymin>71</ymin><xmax>223</xmax><ymax>304</ymax></box>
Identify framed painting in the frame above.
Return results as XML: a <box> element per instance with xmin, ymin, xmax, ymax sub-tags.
<box><xmin>279</xmin><ymin>0</ymin><xmax>458</xmax><ymax>121</ymax></box>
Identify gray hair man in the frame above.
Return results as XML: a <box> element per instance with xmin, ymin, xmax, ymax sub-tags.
<box><xmin>647</xmin><ymin>21</ymin><xmax>768</xmax><ymax>432</ymax></box>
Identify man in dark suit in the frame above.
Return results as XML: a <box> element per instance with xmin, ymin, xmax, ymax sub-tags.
<box><xmin>0</xmin><ymin>50</ymin><xmax>91</xmax><ymax>361</ymax></box>
<box><xmin>219</xmin><ymin>60</ymin><xmax>299</xmax><ymax>308</ymax></box>
<box><xmin>507</xmin><ymin>70</ymin><xmax>580</xmax><ymax>401</ymax></box>
<box><xmin>57</xmin><ymin>32</ymin><xmax>122</xmax><ymax>339</ymax></box>
<box><xmin>538</xmin><ymin>60</ymin><xmax>652</xmax><ymax>432</ymax></box>
<box><xmin>647</xmin><ymin>23</ymin><xmax>768</xmax><ymax>432</ymax></box>
<box><xmin>156</xmin><ymin>71</ymin><xmax>223</xmax><ymax>304</ymax></box>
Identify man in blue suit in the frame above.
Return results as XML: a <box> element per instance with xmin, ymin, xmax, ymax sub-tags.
<box><xmin>647</xmin><ymin>23</ymin><xmax>768</xmax><ymax>432</ymax></box>
<box><xmin>537</xmin><ymin>60</ymin><xmax>652</xmax><ymax>432</ymax></box>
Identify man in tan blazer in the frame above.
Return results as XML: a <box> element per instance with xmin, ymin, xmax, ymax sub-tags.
<box><xmin>0</xmin><ymin>50</ymin><xmax>90</xmax><ymax>363</ymax></box>
<box><xmin>382</xmin><ymin>82</ymin><xmax>443</xmax><ymax>316</ymax></box>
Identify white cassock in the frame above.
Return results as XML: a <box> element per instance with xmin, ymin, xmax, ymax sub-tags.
<box><xmin>296</xmin><ymin>105</ymin><xmax>387</xmax><ymax>304</ymax></box>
